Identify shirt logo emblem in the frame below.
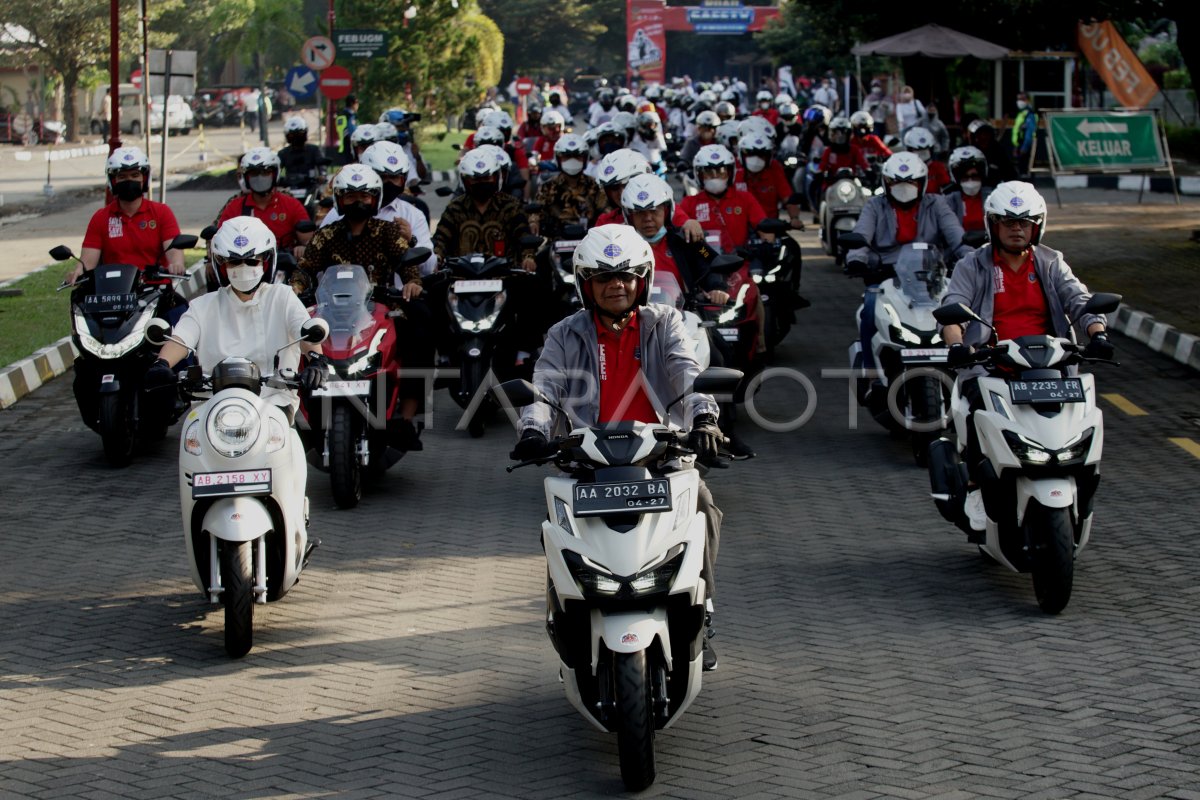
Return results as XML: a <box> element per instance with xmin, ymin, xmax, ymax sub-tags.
<box><xmin>1028</xmin><ymin>272</ymin><xmax>1037</xmax><ymax>283</ymax></box>
<box><xmin>108</xmin><ymin>217</ymin><xmax>123</xmax><ymax>238</ymax></box>
<box><xmin>148</xmin><ymin>220</ymin><xmax>156</xmax><ymax>230</ymax></box>
<box><xmin>139</xmin><ymin>221</ymin><xmax>146</xmax><ymax>229</ymax></box>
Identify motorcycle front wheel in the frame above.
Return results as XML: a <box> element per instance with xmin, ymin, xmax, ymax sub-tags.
<box><xmin>1028</xmin><ymin>504</ymin><xmax>1075</xmax><ymax>614</ymax></box>
<box><xmin>329</xmin><ymin>405</ymin><xmax>362</xmax><ymax>509</ymax></box>
<box><xmin>98</xmin><ymin>392</ymin><xmax>134</xmax><ymax>467</ymax></box>
<box><xmin>615</xmin><ymin>650</ymin><xmax>656</xmax><ymax>791</ymax></box>
<box><xmin>220</xmin><ymin>540</ymin><xmax>255</xmax><ymax>658</ymax></box>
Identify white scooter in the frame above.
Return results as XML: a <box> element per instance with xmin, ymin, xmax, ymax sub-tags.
<box><xmin>146</xmin><ymin>317</ymin><xmax>329</xmax><ymax>657</ymax></box>
<box><xmin>818</xmin><ymin>167</ymin><xmax>871</xmax><ymax>265</ymax></box>
<box><xmin>496</xmin><ymin>368</ymin><xmax>742</xmax><ymax>791</ymax></box>
<box><xmin>650</xmin><ymin>271</ymin><xmax>711</xmax><ymax>370</ymax></box>
<box><xmin>927</xmin><ymin>294</ymin><xmax>1121</xmax><ymax>613</ymax></box>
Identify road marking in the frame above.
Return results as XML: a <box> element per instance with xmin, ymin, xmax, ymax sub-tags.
<box><xmin>1168</xmin><ymin>438</ymin><xmax>1200</xmax><ymax>460</ymax></box>
<box><xmin>1102</xmin><ymin>393</ymin><xmax>1148</xmax><ymax>417</ymax></box>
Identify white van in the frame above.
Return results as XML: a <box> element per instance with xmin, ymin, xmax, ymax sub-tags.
<box><xmin>90</xmin><ymin>84</ymin><xmax>194</xmax><ymax>136</ymax></box>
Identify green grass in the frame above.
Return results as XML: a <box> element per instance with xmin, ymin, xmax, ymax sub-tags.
<box><xmin>0</xmin><ymin>252</ymin><xmax>207</xmax><ymax>368</ymax></box>
<box><xmin>416</xmin><ymin>123</ymin><xmax>472</xmax><ymax>173</ymax></box>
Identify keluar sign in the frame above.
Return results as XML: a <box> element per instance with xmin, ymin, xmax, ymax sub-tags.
<box><xmin>1044</xmin><ymin>111</ymin><xmax>1165</xmax><ymax>172</ymax></box>
<box><xmin>1077</xmin><ymin>21</ymin><xmax>1159</xmax><ymax>109</ymax></box>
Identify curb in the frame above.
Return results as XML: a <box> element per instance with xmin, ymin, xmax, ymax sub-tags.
<box><xmin>0</xmin><ymin>264</ymin><xmax>210</xmax><ymax>410</ymax></box>
<box><xmin>1107</xmin><ymin>307</ymin><xmax>1200</xmax><ymax>372</ymax></box>
<box><xmin>1033</xmin><ymin>174</ymin><xmax>1200</xmax><ymax>196</ymax></box>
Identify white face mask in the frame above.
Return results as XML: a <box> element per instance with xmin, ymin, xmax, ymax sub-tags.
<box><xmin>226</xmin><ymin>265</ymin><xmax>264</xmax><ymax>293</ymax></box>
<box><xmin>560</xmin><ymin>158</ymin><xmax>585</xmax><ymax>176</ymax></box>
<box><xmin>889</xmin><ymin>183</ymin><xmax>919</xmax><ymax>204</ymax></box>
<box><xmin>703</xmin><ymin>177</ymin><xmax>728</xmax><ymax>195</ymax></box>
<box><xmin>744</xmin><ymin>156</ymin><xmax>767</xmax><ymax>173</ymax></box>
<box><xmin>960</xmin><ymin>180</ymin><xmax>983</xmax><ymax>197</ymax></box>
<box><xmin>247</xmin><ymin>175</ymin><xmax>274</xmax><ymax>193</ymax></box>
<box><xmin>1017</xmin><ymin>100</ymin><xmax>1029</xmax><ymax>110</ymax></box>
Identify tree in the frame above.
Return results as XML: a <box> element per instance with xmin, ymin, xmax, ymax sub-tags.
<box><xmin>479</xmin><ymin>0</ymin><xmax>612</xmax><ymax>81</ymax></box>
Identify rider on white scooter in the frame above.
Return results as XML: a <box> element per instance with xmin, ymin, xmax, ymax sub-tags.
<box><xmin>510</xmin><ymin>224</ymin><xmax>726</xmax><ymax>671</ymax></box>
<box><xmin>939</xmin><ymin>181</ymin><xmax>1114</xmax><ymax>531</ymax></box>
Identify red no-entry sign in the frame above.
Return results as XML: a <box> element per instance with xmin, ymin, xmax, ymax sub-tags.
<box><xmin>515</xmin><ymin>77</ymin><xmax>535</xmax><ymax>97</ymax></box>
<box><xmin>319</xmin><ymin>65</ymin><xmax>353</xmax><ymax>100</ymax></box>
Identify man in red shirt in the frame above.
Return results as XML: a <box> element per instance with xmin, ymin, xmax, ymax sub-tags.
<box><xmin>70</xmin><ymin>147</ymin><xmax>184</xmax><ymax>282</ymax></box>
<box><xmin>944</xmin><ymin>146</ymin><xmax>992</xmax><ymax>235</ymax></box>
<box><xmin>817</xmin><ymin>117</ymin><xmax>870</xmax><ymax>195</ymax></box>
<box><xmin>213</xmin><ymin>148</ymin><xmax>313</xmax><ymax>257</ymax></box>
<box><xmin>734</xmin><ymin>132</ymin><xmax>804</xmax><ymax>229</ymax></box>
<box><xmin>677</xmin><ymin>144</ymin><xmax>768</xmax><ymax>253</ymax></box>
<box><xmin>531</xmin><ymin>109</ymin><xmax>565</xmax><ymax>170</ymax></box>
<box><xmin>850</xmin><ymin>110</ymin><xmax>892</xmax><ymax>164</ymax></box>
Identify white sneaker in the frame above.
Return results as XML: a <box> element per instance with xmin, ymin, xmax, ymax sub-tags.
<box><xmin>964</xmin><ymin>489</ymin><xmax>987</xmax><ymax>532</ymax></box>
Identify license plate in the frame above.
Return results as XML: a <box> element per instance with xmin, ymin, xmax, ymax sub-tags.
<box><xmin>555</xmin><ymin>240</ymin><xmax>582</xmax><ymax>253</ymax></box>
<box><xmin>192</xmin><ymin>469</ymin><xmax>272</xmax><ymax>498</ymax></box>
<box><xmin>573</xmin><ymin>479</ymin><xmax>673</xmax><ymax>517</ymax></box>
<box><xmin>718</xmin><ymin>327</ymin><xmax>740</xmax><ymax>341</ymax></box>
<box><xmin>311</xmin><ymin>379</ymin><xmax>370</xmax><ymax>397</ymax></box>
<box><xmin>901</xmin><ymin>348</ymin><xmax>948</xmax><ymax>363</ymax></box>
<box><xmin>454</xmin><ymin>279</ymin><xmax>503</xmax><ymax>293</ymax></box>
<box><xmin>705</xmin><ymin>233</ymin><xmax>723</xmax><ymax>249</ymax></box>
<box><xmin>1010</xmin><ymin>378</ymin><xmax>1085</xmax><ymax>404</ymax></box>
<box><xmin>83</xmin><ymin>293</ymin><xmax>138</xmax><ymax>314</ymax></box>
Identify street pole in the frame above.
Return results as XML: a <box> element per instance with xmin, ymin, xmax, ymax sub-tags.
<box><xmin>158</xmin><ymin>50</ymin><xmax>172</xmax><ymax>204</ymax></box>
<box><xmin>141</xmin><ymin>0</ymin><xmax>152</xmax><ymax>174</ymax></box>
<box><xmin>107</xmin><ymin>0</ymin><xmax>122</xmax><ymax>204</ymax></box>
<box><xmin>325</xmin><ymin>0</ymin><xmax>336</xmax><ymax>153</ymax></box>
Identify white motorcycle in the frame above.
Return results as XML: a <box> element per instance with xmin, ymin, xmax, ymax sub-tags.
<box><xmin>650</xmin><ymin>271</ymin><xmax>711</xmax><ymax>370</ymax></box>
<box><xmin>497</xmin><ymin>368</ymin><xmax>742</xmax><ymax>790</ymax></box>
<box><xmin>927</xmin><ymin>293</ymin><xmax>1121</xmax><ymax>613</ymax></box>
<box><xmin>146</xmin><ymin>317</ymin><xmax>329</xmax><ymax>657</ymax></box>
<box><xmin>819</xmin><ymin>168</ymin><xmax>872</xmax><ymax>265</ymax></box>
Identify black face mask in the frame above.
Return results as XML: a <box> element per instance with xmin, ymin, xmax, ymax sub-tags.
<box><xmin>113</xmin><ymin>180</ymin><xmax>143</xmax><ymax>202</ymax></box>
<box><xmin>467</xmin><ymin>182</ymin><xmax>498</xmax><ymax>203</ymax></box>
<box><xmin>381</xmin><ymin>182</ymin><xmax>405</xmax><ymax>206</ymax></box>
<box><xmin>343</xmin><ymin>201</ymin><xmax>375</xmax><ymax>222</ymax></box>
<box><xmin>598</xmin><ymin>139</ymin><xmax>622</xmax><ymax>156</ymax></box>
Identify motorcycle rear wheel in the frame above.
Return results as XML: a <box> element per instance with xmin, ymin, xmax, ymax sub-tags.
<box><xmin>615</xmin><ymin>650</ymin><xmax>656</xmax><ymax>791</ymax></box>
<box><xmin>329</xmin><ymin>405</ymin><xmax>362</xmax><ymax>509</ymax></box>
<box><xmin>98</xmin><ymin>393</ymin><xmax>134</xmax><ymax>467</ymax></box>
<box><xmin>220</xmin><ymin>540</ymin><xmax>255</xmax><ymax>658</ymax></box>
<box><xmin>1028</xmin><ymin>504</ymin><xmax>1075</xmax><ymax>614</ymax></box>
<box><xmin>909</xmin><ymin>375</ymin><xmax>946</xmax><ymax>467</ymax></box>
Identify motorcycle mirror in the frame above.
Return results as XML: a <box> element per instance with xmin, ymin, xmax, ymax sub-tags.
<box><xmin>693</xmin><ymin>367</ymin><xmax>744</xmax><ymax>396</ymax></box>
<box><xmin>435</xmin><ymin>186</ymin><xmax>453</xmax><ymax>197</ymax></box>
<box><xmin>933</xmin><ymin>302</ymin><xmax>984</xmax><ymax>327</ymax></box>
<box><xmin>518</xmin><ymin>234</ymin><xmax>543</xmax><ymax>250</ymax></box>
<box><xmin>318</xmin><ymin>156</ymin><xmax>333</xmax><ymax>166</ymax></box>
<box><xmin>451</xmin><ymin>143</ymin><xmax>461</xmax><ymax>150</ymax></box>
<box><xmin>838</xmin><ymin>232</ymin><xmax>868</xmax><ymax>249</ymax></box>
<box><xmin>707</xmin><ymin>253</ymin><xmax>744</xmax><ymax>274</ymax></box>
<box><xmin>49</xmin><ymin>245</ymin><xmax>75</xmax><ymax>262</ymax></box>
<box><xmin>294</xmin><ymin>220</ymin><xmax>317</xmax><ymax>235</ymax></box>
<box><xmin>492</xmin><ymin>379</ymin><xmax>540</xmax><ymax>408</ymax></box>
<box><xmin>400</xmin><ymin>247</ymin><xmax>432</xmax><ymax>268</ymax></box>
<box><xmin>200</xmin><ymin>225</ymin><xmax>218</xmax><ymax>242</ymax></box>
<box><xmin>170</xmin><ymin>234</ymin><xmax>199</xmax><ymax>251</ymax></box>
<box><xmin>524</xmin><ymin>202</ymin><xmax>543</xmax><ymax>214</ymax></box>
<box><xmin>276</xmin><ymin>252</ymin><xmax>297</xmax><ymax>272</ymax></box>
<box><xmin>319</xmin><ymin>196</ymin><xmax>334</xmax><ymax>208</ymax></box>
<box><xmin>561</xmin><ymin>223</ymin><xmax>587</xmax><ymax>239</ymax></box>
<box><xmin>145</xmin><ymin>318</ymin><xmax>172</xmax><ymax>347</ymax></box>
<box><xmin>300</xmin><ymin>318</ymin><xmax>329</xmax><ymax>344</ymax></box>
<box><xmin>756</xmin><ymin>218</ymin><xmax>789</xmax><ymax>235</ymax></box>
<box><xmin>1082</xmin><ymin>292</ymin><xmax>1122</xmax><ymax>317</ymax></box>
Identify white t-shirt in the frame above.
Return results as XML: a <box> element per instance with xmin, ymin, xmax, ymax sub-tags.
<box><xmin>174</xmin><ymin>283</ymin><xmax>311</xmax><ymax>409</ymax></box>
<box><xmin>320</xmin><ymin>197</ymin><xmax>437</xmax><ymax>277</ymax></box>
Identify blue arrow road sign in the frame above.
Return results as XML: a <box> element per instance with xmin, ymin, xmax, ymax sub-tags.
<box><xmin>285</xmin><ymin>66</ymin><xmax>318</xmax><ymax>100</ymax></box>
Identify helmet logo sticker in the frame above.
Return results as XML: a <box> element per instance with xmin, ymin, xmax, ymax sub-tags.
<box><xmin>899</xmin><ymin>164</ymin><xmax>910</xmax><ymax>172</ymax></box>
<box><xmin>387</xmin><ymin>156</ymin><xmax>398</xmax><ymax>165</ymax></box>
<box><xmin>1010</xmin><ymin>196</ymin><xmax>1025</xmax><ymax>208</ymax></box>
<box><xmin>476</xmin><ymin>161</ymin><xmax>487</xmax><ymax>169</ymax></box>
<box><xmin>351</xmin><ymin>174</ymin><xmax>363</xmax><ymax>181</ymax></box>
<box><xmin>636</xmin><ymin>191</ymin><xmax>650</xmax><ymax>202</ymax></box>
<box><xmin>603</xmin><ymin>244</ymin><xmax>622</xmax><ymax>258</ymax></box>
<box><xmin>233</xmin><ymin>235</ymin><xmax>249</xmax><ymax>248</ymax></box>
<box><xmin>603</xmin><ymin>166</ymin><xmax>615</xmax><ymax>175</ymax></box>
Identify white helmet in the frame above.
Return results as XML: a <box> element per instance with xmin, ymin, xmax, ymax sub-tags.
<box><xmin>480</xmin><ymin>109</ymin><xmax>514</xmax><ymax>137</ymax></box>
<box><xmin>611</xmin><ymin>111</ymin><xmax>638</xmax><ymax>142</ymax></box>
<box><xmin>375</xmin><ymin>121</ymin><xmax>400</xmax><ymax>144</ymax></box>
<box><xmin>948</xmin><ymin>146</ymin><xmax>988</xmax><ymax>179</ymax></box>
<box><xmin>458</xmin><ymin>145</ymin><xmax>505</xmax><ymax>182</ymax></box>
<box><xmin>211</xmin><ymin>216</ymin><xmax>277</xmax><ymax>293</ymax></box>
<box><xmin>283</xmin><ymin>115</ymin><xmax>308</xmax><ymax>134</ymax></box>
<box><xmin>350</xmin><ymin>124</ymin><xmax>381</xmax><ymax>149</ymax></box>
<box><xmin>739</xmin><ymin>132</ymin><xmax>773</xmax><ymax>159</ymax></box>
<box><xmin>738</xmin><ymin>115</ymin><xmax>776</xmax><ymax>143</ymax></box>
<box><xmin>239</xmin><ymin>147</ymin><xmax>281</xmax><ymax>193</ymax></box>
<box><xmin>636</xmin><ymin>110</ymin><xmax>660</xmax><ymax>135</ymax></box>
<box><xmin>105</xmin><ymin>146</ymin><xmax>151</xmax><ymax>192</ymax></box>
<box><xmin>596</xmin><ymin>149</ymin><xmax>651</xmax><ymax>188</ymax></box>
<box><xmin>755</xmin><ymin>90</ymin><xmax>772</xmax><ymax>104</ymax></box>
<box><xmin>554</xmin><ymin>133</ymin><xmax>589</xmax><ymax>158</ymax></box>
<box><xmin>331</xmin><ymin>164</ymin><xmax>384</xmax><ymax>216</ymax></box>
<box><xmin>361</xmin><ymin>141</ymin><xmax>412</xmax><ymax>179</ymax></box>
<box><xmin>903</xmin><ymin>126</ymin><xmax>936</xmax><ymax>158</ymax></box>
<box><xmin>774</xmin><ymin>92</ymin><xmax>792</xmax><ymax>108</ymax></box>
<box><xmin>984</xmin><ymin>181</ymin><xmax>1047</xmax><ymax>245</ymax></box>
<box><xmin>473</xmin><ymin>125</ymin><xmax>506</xmax><ymax>148</ymax></box>
<box><xmin>693</xmin><ymin>143</ymin><xmax>736</xmax><ymax>179</ymax></box>
<box><xmin>588</xmin><ymin>121</ymin><xmax>624</xmax><ymax>150</ymax></box>
<box><xmin>881</xmin><ymin>152</ymin><xmax>928</xmax><ymax>201</ymax></box>
<box><xmin>572</xmin><ymin>224</ymin><xmax>655</xmax><ymax>312</ymax></box>
<box><xmin>694</xmin><ymin>110</ymin><xmax>721</xmax><ymax>129</ymax></box>
<box><xmin>827</xmin><ymin>116</ymin><xmax>852</xmax><ymax>145</ymax></box>
<box><xmin>779</xmin><ymin>103</ymin><xmax>800</xmax><ymax>124</ymax></box>
<box><xmin>620</xmin><ymin>173</ymin><xmax>675</xmax><ymax>224</ymax></box>
<box><xmin>541</xmin><ymin>109</ymin><xmax>565</xmax><ymax>128</ymax></box>
<box><xmin>716</xmin><ymin>120</ymin><xmax>740</xmax><ymax>149</ymax></box>
<box><xmin>698</xmin><ymin>90</ymin><xmax>718</xmax><ymax>105</ymax></box>
<box><xmin>714</xmin><ymin>101</ymin><xmax>737</xmax><ymax>121</ymax></box>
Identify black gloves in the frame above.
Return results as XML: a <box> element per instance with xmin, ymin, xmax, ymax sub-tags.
<box><xmin>844</xmin><ymin>260</ymin><xmax>868</xmax><ymax>278</ymax></box>
<box><xmin>300</xmin><ymin>353</ymin><xmax>329</xmax><ymax>391</ymax></box>
<box><xmin>946</xmin><ymin>343</ymin><xmax>974</xmax><ymax>369</ymax></box>
<box><xmin>688</xmin><ymin>414</ymin><xmax>723</xmax><ymax>461</ymax></box>
<box><xmin>144</xmin><ymin>358</ymin><xmax>178</xmax><ymax>393</ymax></box>
<box><xmin>1083</xmin><ymin>331</ymin><xmax>1115</xmax><ymax>361</ymax></box>
<box><xmin>511</xmin><ymin>429</ymin><xmax>556</xmax><ymax>462</ymax></box>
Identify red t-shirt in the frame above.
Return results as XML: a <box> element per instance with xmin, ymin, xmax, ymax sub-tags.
<box><xmin>649</xmin><ymin>236</ymin><xmax>684</xmax><ymax>287</ymax></box>
<box><xmin>818</xmin><ymin>143</ymin><xmax>870</xmax><ymax>175</ymax></box>
<box><xmin>926</xmin><ymin>160</ymin><xmax>952</xmax><ymax>194</ymax></box>
<box><xmin>856</xmin><ymin>134</ymin><xmax>892</xmax><ymax>160</ymax></box>
<box><xmin>216</xmin><ymin>191</ymin><xmax>310</xmax><ymax>248</ymax></box>
<box><xmin>962</xmin><ymin>194</ymin><xmax>985</xmax><ymax>231</ymax></box>
<box><xmin>595</xmin><ymin>206</ymin><xmax>690</xmax><ymax>228</ymax></box>
<box><xmin>992</xmin><ymin>249</ymin><xmax>1052</xmax><ymax>341</ymax></box>
<box><xmin>734</xmin><ymin>160</ymin><xmax>793</xmax><ymax>215</ymax></box>
<box><xmin>894</xmin><ymin>204</ymin><xmax>919</xmax><ymax>244</ymax></box>
<box><xmin>753</xmin><ymin>108</ymin><xmax>780</xmax><ymax>126</ymax></box>
<box><xmin>596</xmin><ymin>312</ymin><xmax>659</xmax><ymax>424</ymax></box>
<box><xmin>532</xmin><ymin>136</ymin><xmax>558</xmax><ymax>163</ymax></box>
<box><xmin>82</xmin><ymin>198</ymin><xmax>181</xmax><ymax>269</ymax></box>
<box><xmin>677</xmin><ymin>188</ymin><xmax>766</xmax><ymax>251</ymax></box>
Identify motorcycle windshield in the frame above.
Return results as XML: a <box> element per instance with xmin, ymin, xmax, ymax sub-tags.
<box><xmin>892</xmin><ymin>244</ymin><xmax>945</xmax><ymax>308</ymax></box>
<box><xmin>649</xmin><ymin>272</ymin><xmax>685</xmax><ymax>312</ymax></box>
<box><xmin>315</xmin><ymin>265</ymin><xmax>376</xmax><ymax>352</ymax></box>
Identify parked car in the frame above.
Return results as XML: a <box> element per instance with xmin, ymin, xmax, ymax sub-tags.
<box><xmin>0</xmin><ymin>112</ymin><xmax>62</xmax><ymax>144</ymax></box>
<box><xmin>89</xmin><ymin>85</ymin><xmax>193</xmax><ymax>136</ymax></box>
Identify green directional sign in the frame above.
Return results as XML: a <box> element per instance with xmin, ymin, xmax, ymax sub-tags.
<box><xmin>334</xmin><ymin>29</ymin><xmax>389</xmax><ymax>59</ymax></box>
<box><xmin>1045</xmin><ymin>112</ymin><xmax>1165</xmax><ymax>171</ymax></box>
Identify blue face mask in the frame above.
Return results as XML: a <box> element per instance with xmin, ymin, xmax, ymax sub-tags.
<box><xmin>646</xmin><ymin>226</ymin><xmax>667</xmax><ymax>244</ymax></box>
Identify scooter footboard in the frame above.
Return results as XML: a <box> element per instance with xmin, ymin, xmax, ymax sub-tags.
<box><xmin>593</xmin><ymin>609</ymin><xmax>671</xmax><ymax>671</ymax></box>
<box><xmin>201</xmin><ymin>497</ymin><xmax>274</xmax><ymax>542</ymax></box>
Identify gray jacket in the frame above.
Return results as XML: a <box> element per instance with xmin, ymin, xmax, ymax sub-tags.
<box><xmin>519</xmin><ymin>303</ymin><xmax>718</xmax><ymax>438</ymax></box>
<box><xmin>941</xmin><ymin>243</ymin><xmax>1106</xmax><ymax>349</ymax></box>
<box><xmin>943</xmin><ymin>186</ymin><xmax>993</xmax><ymax>226</ymax></box>
<box><xmin>848</xmin><ymin>194</ymin><xmax>971</xmax><ymax>266</ymax></box>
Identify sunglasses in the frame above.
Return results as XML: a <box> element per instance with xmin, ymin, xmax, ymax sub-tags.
<box><xmin>592</xmin><ymin>271</ymin><xmax>638</xmax><ymax>284</ymax></box>
<box><xmin>221</xmin><ymin>257</ymin><xmax>264</xmax><ymax>267</ymax></box>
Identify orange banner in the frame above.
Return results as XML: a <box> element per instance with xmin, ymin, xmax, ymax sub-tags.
<box><xmin>1077</xmin><ymin>21</ymin><xmax>1159</xmax><ymax>109</ymax></box>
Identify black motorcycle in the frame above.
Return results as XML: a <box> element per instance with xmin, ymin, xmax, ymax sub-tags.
<box><xmin>52</xmin><ymin>235</ymin><xmax>198</xmax><ymax>466</ymax></box>
<box><xmin>738</xmin><ymin>218</ymin><xmax>808</xmax><ymax>358</ymax></box>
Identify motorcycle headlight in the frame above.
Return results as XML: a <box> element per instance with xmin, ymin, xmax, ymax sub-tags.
<box><xmin>836</xmin><ymin>181</ymin><xmax>856</xmax><ymax>202</ymax></box>
<box><xmin>207</xmin><ymin>398</ymin><xmax>261</xmax><ymax>458</ymax></box>
<box><xmin>74</xmin><ymin>306</ymin><xmax>154</xmax><ymax>359</ymax></box>
<box><xmin>1055</xmin><ymin>428</ymin><xmax>1095</xmax><ymax>465</ymax></box>
<box><xmin>564</xmin><ymin>550</ymin><xmax>622</xmax><ymax>596</ymax></box>
<box><xmin>184</xmin><ymin>420</ymin><xmax>203</xmax><ymax>455</ymax></box>
<box><xmin>628</xmin><ymin>544</ymin><xmax>687</xmax><ymax>596</ymax></box>
<box><xmin>265</xmin><ymin>416</ymin><xmax>287</xmax><ymax>454</ymax></box>
<box><xmin>1002</xmin><ymin>430</ymin><xmax>1053</xmax><ymax>466</ymax></box>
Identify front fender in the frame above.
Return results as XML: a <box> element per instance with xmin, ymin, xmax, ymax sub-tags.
<box><xmin>201</xmin><ymin>497</ymin><xmax>274</xmax><ymax>542</ymax></box>
<box><xmin>1016</xmin><ymin>476</ymin><xmax>1076</xmax><ymax>524</ymax></box>
<box><xmin>593</xmin><ymin>609</ymin><xmax>671</xmax><ymax>671</ymax></box>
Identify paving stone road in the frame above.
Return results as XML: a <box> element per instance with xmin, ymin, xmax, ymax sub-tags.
<box><xmin>1</xmin><ymin>222</ymin><xmax>1199</xmax><ymax>799</ymax></box>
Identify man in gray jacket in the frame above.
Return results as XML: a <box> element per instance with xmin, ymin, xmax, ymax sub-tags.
<box><xmin>511</xmin><ymin>224</ymin><xmax>726</xmax><ymax>670</ymax></box>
